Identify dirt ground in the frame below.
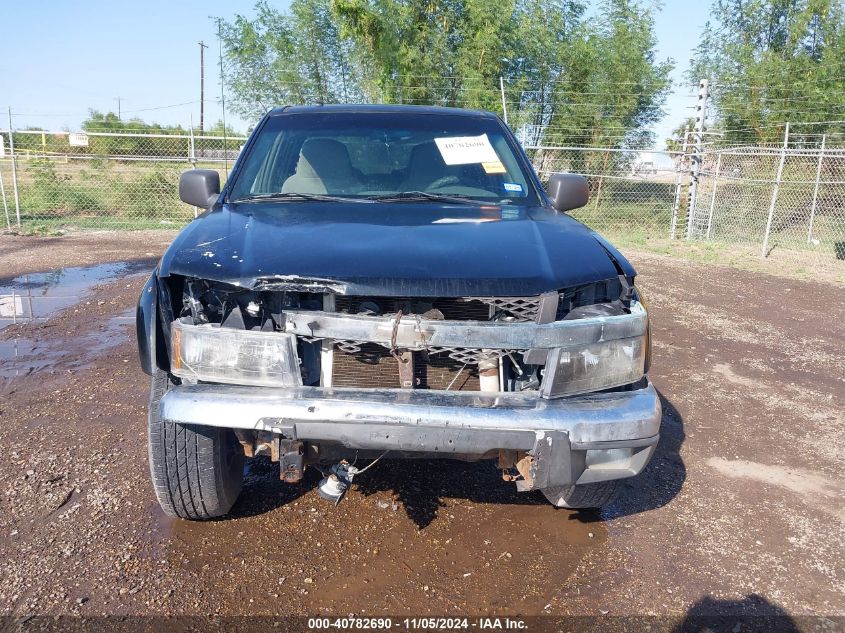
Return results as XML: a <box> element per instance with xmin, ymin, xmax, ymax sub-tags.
<box><xmin>0</xmin><ymin>232</ymin><xmax>843</xmax><ymax>627</ymax></box>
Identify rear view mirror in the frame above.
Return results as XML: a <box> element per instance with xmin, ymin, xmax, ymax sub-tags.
<box><xmin>180</xmin><ymin>169</ymin><xmax>220</xmax><ymax>209</ymax></box>
<box><xmin>547</xmin><ymin>173</ymin><xmax>589</xmax><ymax>212</ymax></box>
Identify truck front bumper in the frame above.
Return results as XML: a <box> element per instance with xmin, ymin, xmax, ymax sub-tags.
<box><xmin>158</xmin><ymin>380</ymin><xmax>661</xmax><ymax>489</ymax></box>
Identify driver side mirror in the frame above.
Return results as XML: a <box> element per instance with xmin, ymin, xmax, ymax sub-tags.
<box><xmin>180</xmin><ymin>169</ymin><xmax>221</xmax><ymax>209</ymax></box>
<box><xmin>547</xmin><ymin>173</ymin><xmax>589</xmax><ymax>212</ymax></box>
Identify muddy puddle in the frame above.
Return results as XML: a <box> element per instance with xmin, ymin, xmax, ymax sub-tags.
<box><xmin>1</xmin><ymin>311</ymin><xmax>135</xmax><ymax>381</ymax></box>
<box><xmin>0</xmin><ymin>261</ymin><xmax>150</xmax><ymax>330</ymax></box>
<box><xmin>144</xmin><ymin>457</ymin><xmax>605</xmax><ymax>614</ymax></box>
<box><xmin>0</xmin><ymin>261</ymin><xmax>151</xmax><ymax>381</ymax></box>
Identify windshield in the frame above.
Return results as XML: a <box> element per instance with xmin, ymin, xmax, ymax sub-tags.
<box><xmin>228</xmin><ymin>110</ymin><xmax>539</xmax><ymax>205</ymax></box>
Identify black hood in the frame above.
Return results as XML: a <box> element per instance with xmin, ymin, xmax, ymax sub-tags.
<box><xmin>158</xmin><ymin>202</ymin><xmax>635</xmax><ymax>296</ymax></box>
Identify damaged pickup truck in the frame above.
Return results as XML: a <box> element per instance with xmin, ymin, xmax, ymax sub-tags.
<box><xmin>136</xmin><ymin>105</ymin><xmax>660</xmax><ymax>520</ymax></box>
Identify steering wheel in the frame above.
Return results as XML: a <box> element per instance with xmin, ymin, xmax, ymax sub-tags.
<box><xmin>426</xmin><ymin>175</ymin><xmax>461</xmax><ymax>190</ymax></box>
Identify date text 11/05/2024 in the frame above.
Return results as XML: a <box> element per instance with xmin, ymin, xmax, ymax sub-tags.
<box><xmin>307</xmin><ymin>617</ymin><xmax>528</xmax><ymax>630</ymax></box>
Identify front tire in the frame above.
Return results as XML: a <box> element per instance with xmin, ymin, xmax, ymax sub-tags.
<box><xmin>541</xmin><ymin>480</ymin><xmax>622</xmax><ymax>509</ymax></box>
<box><xmin>147</xmin><ymin>370</ymin><xmax>244</xmax><ymax>520</ymax></box>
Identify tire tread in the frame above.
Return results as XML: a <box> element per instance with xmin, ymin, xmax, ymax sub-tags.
<box><xmin>147</xmin><ymin>370</ymin><xmax>243</xmax><ymax>520</ymax></box>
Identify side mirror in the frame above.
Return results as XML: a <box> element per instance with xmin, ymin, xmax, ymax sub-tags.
<box><xmin>547</xmin><ymin>173</ymin><xmax>589</xmax><ymax>212</ymax></box>
<box><xmin>180</xmin><ymin>169</ymin><xmax>220</xmax><ymax>209</ymax></box>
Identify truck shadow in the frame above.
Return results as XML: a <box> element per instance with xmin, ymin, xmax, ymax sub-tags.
<box><xmin>599</xmin><ymin>392</ymin><xmax>686</xmax><ymax>520</ymax></box>
<box><xmin>672</xmin><ymin>594</ymin><xmax>801</xmax><ymax>633</ymax></box>
<box><xmin>353</xmin><ymin>390</ymin><xmax>685</xmax><ymax>529</ymax></box>
<box><xmin>225</xmin><ymin>454</ymin><xmax>323</xmax><ymax>519</ymax></box>
<box><xmin>227</xmin><ymin>391</ymin><xmax>685</xmax><ymax>530</ymax></box>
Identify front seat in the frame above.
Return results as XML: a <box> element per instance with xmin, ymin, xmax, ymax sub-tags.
<box><xmin>400</xmin><ymin>141</ymin><xmax>456</xmax><ymax>191</ymax></box>
<box><xmin>281</xmin><ymin>138</ymin><xmax>361</xmax><ymax>194</ymax></box>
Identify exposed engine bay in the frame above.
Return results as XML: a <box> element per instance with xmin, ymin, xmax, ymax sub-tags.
<box><xmin>152</xmin><ymin>272</ymin><xmax>647</xmax><ymax>499</ymax></box>
<box><xmin>173</xmin><ymin>274</ymin><xmax>634</xmax><ymax>393</ymax></box>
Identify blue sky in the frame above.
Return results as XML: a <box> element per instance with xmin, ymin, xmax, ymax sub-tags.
<box><xmin>0</xmin><ymin>1</ymin><xmax>712</xmax><ymax>149</ymax></box>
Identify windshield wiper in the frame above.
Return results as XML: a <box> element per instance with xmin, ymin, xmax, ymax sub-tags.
<box><xmin>366</xmin><ymin>191</ymin><xmax>488</xmax><ymax>205</ymax></box>
<box><xmin>231</xmin><ymin>192</ymin><xmax>372</xmax><ymax>204</ymax></box>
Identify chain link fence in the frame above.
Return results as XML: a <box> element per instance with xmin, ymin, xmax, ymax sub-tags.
<box><xmin>0</xmin><ymin>130</ymin><xmax>246</xmax><ymax>231</ymax></box>
<box><xmin>1</xmin><ymin>126</ymin><xmax>844</xmax><ymax>277</ymax></box>
<box><xmin>526</xmin><ymin>145</ymin><xmax>680</xmax><ymax>240</ymax></box>
<box><xmin>687</xmin><ymin>143</ymin><xmax>845</xmax><ymax>270</ymax></box>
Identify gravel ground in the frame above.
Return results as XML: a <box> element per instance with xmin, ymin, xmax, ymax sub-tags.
<box><xmin>0</xmin><ymin>232</ymin><xmax>842</xmax><ymax>625</ymax></box>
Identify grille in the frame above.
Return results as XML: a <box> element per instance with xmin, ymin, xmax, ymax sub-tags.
<box><xmin>333</xmin><ymin>296</ymin><xmax>538</xmax><ymax>322</ymax></box>
<box><xmin>327</xmin><ymin>294</ymin><xmax>537</xmax><ymax>390</ymax></box>
<box><xmin>332</xmin><ymin>343</ymin><xmax>480</xmax><ymax>391</ymax></box>
<box><xmin>333</xmin><ymin>340</ymin><xmax>517</xmax><ymax>365</ymax></box>
<box><xmin>465</xmin><ymin>297</ymin><xmax>541</xmax><ymax>321</ymax></box>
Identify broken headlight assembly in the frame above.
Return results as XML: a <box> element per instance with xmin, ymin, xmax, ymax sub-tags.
<box><xmin>539</xmin><ymin>300</ymin><xmax>649</xmax><ymax>398</ymax></box>
<box><xmin>170</xmin><ymin>318</ymin><xmax>302</xmax><ymax>387</ymax></box>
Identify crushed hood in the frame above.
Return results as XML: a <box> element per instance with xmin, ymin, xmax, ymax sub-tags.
<box><xmin>159</xmin><ymin>202</ymin><xmax>635</xmax><ymax>296</ymax></box>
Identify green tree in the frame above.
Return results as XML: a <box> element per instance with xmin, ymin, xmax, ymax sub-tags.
<box><xmin>690</xmin><ymin>0</ymin><xmax>845</xmax><ymax>143</ymax></box>
<box><xmin>664</xmin><ymin>117</ymin><xmax>695</xmax><ymax>153</ymax></box>
<box><xmin>217</xmin><ymin>0</ymin><xmax>672</xmax><ymax>149</ymax></box>
<box><xmin>81</xmin><ymin>111</ymin><xmax>187</xmax><ymax>156</ymax></box>
<box><xmin>82</xmin><ymin>110</ymin><xmax>185</xmax><ymax>134</ymax></box>
<box><xmin>204</xmin><ymin>119</ymin><xmax>247</xmax><ymax>137</ymax></box>
<box><xmin>332</xmin><ymin>0</ymin><xmax>522</xmax><ymax>107</ymax></box>
<box><xmin>218</xmin><ymin>0</ymin><xmax>359</xmax><ymax>119</ymax></box>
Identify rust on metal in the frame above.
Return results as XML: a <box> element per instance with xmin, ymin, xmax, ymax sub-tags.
<box><xmin>276</xmin><ymin>438</ymin><xmax>305</xmax><ymax>483</ymax></box>
<box><xmin>396</xmin><ymin>350</ymin><xmax>415</xmax><ymax>388</ymax></box>
<box><xmin>233</xmin><ymin>429</ymin><xmax>256</xmax><ymax>457</ymax></box>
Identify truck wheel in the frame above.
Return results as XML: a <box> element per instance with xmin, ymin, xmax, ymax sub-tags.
<box><xmin>541</xmin><ymin>480</ymin><xmax>622</xmax><ymax>509</ymax></box>
<box><xmin>147</xmin><ymin>369</ymin><xmax>244</xmax><ymax>520</ymax></box>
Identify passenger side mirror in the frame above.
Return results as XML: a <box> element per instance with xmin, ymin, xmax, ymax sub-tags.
<box><xmin>547</xmin><ymin>173</ymin><xmax>589</xmax><ymax>212</ymax></box>
<box><xmin>180</xmin><ymin>169</ymin><xmax>221</xmax><ymax>209</ymax></box>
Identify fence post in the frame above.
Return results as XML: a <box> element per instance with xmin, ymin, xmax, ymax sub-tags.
<box><xmin>705</xmin><ymin>151</ymin><xmax>722</xmax><ymax>239</ymax></box>
<box><xmin>807</xmin><ymin>134</ymin><xmax>825</xmax><ymax>244</ymax></box>
<box><xmin>0</xmin><ymin>151</ymin><xmax>10</xmax><ymax>230</ymax></box>
<box><xmin>188</xmin><ymin>119</ymin><xmax>199</xmax><ymax>219</ymax></box>
<box><xmin>686</xmin><ymin>79</ymin><xmax>709</xmax><ymax>239</ymax></box>
<box><xmin>499</xmin><ymin>77</ymin><xmax>508</xmax><ymax>125</ymax></box>
<box><xmin>7</xmin><ymin>108</ymin><xmax>21</xmax><ymax>229</ymax></box>
<box><xmin>189</xmin><ymin>116</ymin><xmax>197</xmax><ymax>168</ymax></box>
<box><xmin>761</xmin><ymin>122</ymin><xmax>789</xmax><ymax>258</ymax></box>
<box><xmin>670</xmin><ymin>125</ymin><xmax>691</xmax><ymax>238</ymax></box>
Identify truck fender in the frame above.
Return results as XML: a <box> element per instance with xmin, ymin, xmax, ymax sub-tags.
<box><xmin>136</xmin><ymin>272</ymin><xmax>169</xmax><ymax>375</ymax></box>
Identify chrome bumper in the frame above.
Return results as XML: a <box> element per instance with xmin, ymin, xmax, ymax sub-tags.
<box><xmin>158</xmin><ymin>380</ymin><xmax>661</xmax><ymax>489</ymax></box>
<box><xmin>281</xmin><ymin>300</ymin><xmax>648</xmax><ymax>351</ymax></box>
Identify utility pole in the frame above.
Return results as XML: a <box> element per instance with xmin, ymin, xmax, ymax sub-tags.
<box><xmin>198</xmin><ymin>40</ymin><xmax>208</xmax><ymax>134</ymax></box>
<box><xmin>114</xmin><ymin>96</ymin><xmax>122</xmax><ymax>120</ymax></box>
<box><xmin>217</xmin><ymin>19</ymin><xmax>230</xmax><ymax>175</ymax></box>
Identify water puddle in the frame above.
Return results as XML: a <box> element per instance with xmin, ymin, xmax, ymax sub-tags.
<box><xmin>1</xmin><ymin>309</ymin><xmax>136</xmax><ymax>381</ymax></box>
<box><xmin>0</xmin><ymin>261</ymin><xmax>151</xmax><ymax>330</ymax></box>
<box><xmin>0</xmin><ymin>338</ymin><xmax>64</xmax><ymax>379</ymax></box>
<box><xmin>141</xmin><ymin>458</ymin><xmax>607</xmax><ymax>614</ymax></box>
<box><xmin>0</xmin><ymin>259</ymin><xmax>151</xmax><ymax>381</ymax></box>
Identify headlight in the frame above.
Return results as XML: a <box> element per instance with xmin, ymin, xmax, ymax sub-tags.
<box><xmin>539</xmin><ymin>302</ymin><xmax>648</xmax><ymax>398</ymax></box>
<box><xmin>170</xmin><ymin>318</ymin><xmax>302</xmax><ymax>387</ymax></box>
<box><xmin>635</xmin><ymin>286</ymin><xmax>652</xmax><ymax>373</ymax></box>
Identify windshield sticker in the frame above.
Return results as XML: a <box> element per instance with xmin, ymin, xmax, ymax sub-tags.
<box><xmin>434</xmin><ymin>134</ymin><xmax>500</xmax><ymax>165</ymax></box>
<box><xmin>482</xmin><ymin>160</ymin><xmax>506</xmax><ymax>174</ymax></box>
<box><xmin>503</xmin><ymin>182</ymin><xmax>524</xmax><ymax>193</ymax></box>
